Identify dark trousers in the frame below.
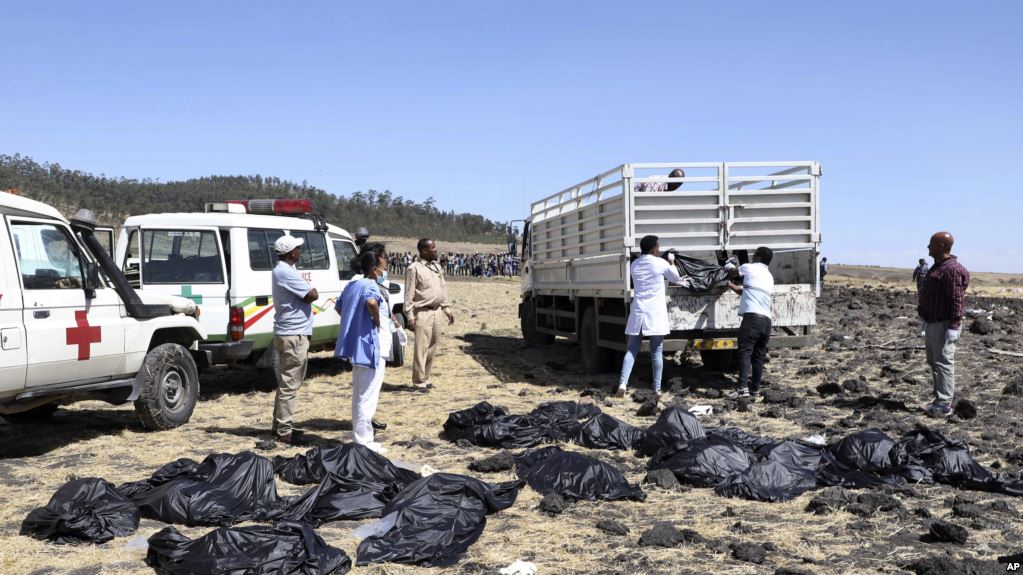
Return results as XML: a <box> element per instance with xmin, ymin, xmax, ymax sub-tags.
<box><xmin>738</xmin><ymin>313</ymin><xmax>772</xmax><ymax>394</ymax></box>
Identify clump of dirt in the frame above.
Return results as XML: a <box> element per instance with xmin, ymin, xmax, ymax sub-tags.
<box><xmin>631</xmin><ymin>389</ymin><xmax>658</xmax><ymax>404</ymax></box>
<box><xmin>805</xmin><ymin>486</ymin><xmax>853</xmax><ymax>515</ymax></box>
<box><xmin>953</xmin><ymin>399</ymin><xmax>978</xmax><ymax>420</ymax></box>
<box><xmin>969</xmin><ymin>317</ymin><xmax>995</xmax><ymax>335</ymax></box>
<box><xmin>636</xmin><ymin>399</ymin><xmax>660</xmax><ymax>417</ymax></box>
<box><xmin>596</xmin><ymin>519</ymin><xmax>630</xmax><ymax>536</ymax></box>
<box><xmin>468</xmin><ymin>451</ymin><xmax>515</xmax><ymax>473</ymax></box>
<box><xmin>539</xmin><ymin>492</ymin><xmax>570</xmax><ymax>516</ymax></box>
<box><xmin>926</xmin><ymin>520</ymin><xmax>969</xmax><ymax>544</ymax></box>
<box><xmin>638</xmin><ymin>522</ymin><xmax>683</xmax><ymax>547</ymax></box>
<box><xmin>730</xmin><ymin>541</ymin><xmax>768</xmax><ymax>564</ymax></box>
<box><xmin>904</xmin><ymin>556</ymin><xmax>996</xmax><ymax>575</ymax></box>
<box><xmin>643</xmin><ymin>468</ymin><xmax>680</xmax><ymax>490</ymax></box>
<box><xmin>842</xmin><ymin>379</ymin><xmax>869</xmax><ymax>393</ymax></box>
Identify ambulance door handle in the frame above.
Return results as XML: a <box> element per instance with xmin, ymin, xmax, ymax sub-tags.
<box><xmin>33</xmin><ymin>310</ymin><xmax>50</xmax><ymax>319</ymax></box>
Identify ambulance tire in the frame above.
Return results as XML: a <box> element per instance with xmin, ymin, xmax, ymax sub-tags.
<box><xmin>3</xmin><ymin>404</ymin><xmax>59</xmax><ymax>424</ymax></box>
<box><xmin>134</xmin><ymin>343</ymin><xmax>200</xmax><ymax>430</ymax></box>
<box><xmin>700</xmin><ymin>349</ymin><xmax>738</xmax><ymax>372</ymax></box>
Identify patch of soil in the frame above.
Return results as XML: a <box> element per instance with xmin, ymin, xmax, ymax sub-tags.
<box><xmin>904</xmin><ymin>556</ymin><xmax>1001</xmax><ymax>575</ymax></box>
<box><xmin>644</xmin><ymin>468</ymin><xmax>680</xmax><ymax>490</ymax></box>
<box><xmin>539</xmin><ymin>492</ymin><xmax>570</xmax><ymax>516</ymax></box>
<box><xmin>596</xmin><ymin>519</ymin><xmax>630</xmax><ymax>536</ymax></box>
<box><xmin>926</xmin><ymin>520</ymin><xmax>969</xmax><ymax>544</ymax></box>
<box><xmin>730</xmin><ymin>541</ymin><xmax>767</xmax><ymax>564</ymax></box>
<box><xmin>636</xmin><ymin>399</ymin><xmax>660</xmax><ymax>417</ymax></box>
<box><xmin>468</xmin><ymin>451</ymin><xmax>515</xmax><ymax>473</ymax></box>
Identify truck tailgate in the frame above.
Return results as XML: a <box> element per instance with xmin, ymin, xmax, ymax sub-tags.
<box><xmin>666</xmin><ymin>284</ymin><xmax>815</xmax><ymax>330</ymax></box>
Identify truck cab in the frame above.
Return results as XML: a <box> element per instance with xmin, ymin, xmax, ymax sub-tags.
<box><xmin>0</xmin><ymin>191</ymin><xmax>207</xmax><ymax>429</ymax></box>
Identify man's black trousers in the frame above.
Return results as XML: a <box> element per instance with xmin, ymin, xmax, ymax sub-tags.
<box><xmin>738</xmin><ymin>313</ymin><xmax>772</xmax><ymax>394</ymax></box>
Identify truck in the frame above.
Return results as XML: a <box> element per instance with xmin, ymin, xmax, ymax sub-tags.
<box><xmin>518</xmin><ymin>161</ymin><xmax>821</xmax><ymax>373</ymax></box>
<box><xmin>0</xmin><ymin>191</ymin><xmax>208</xmax><ymax>429</ymax></box>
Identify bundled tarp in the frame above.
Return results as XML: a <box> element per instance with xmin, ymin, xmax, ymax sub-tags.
<box><xmin>664</xmin><ymin>252</ymin><xmax>731</xmax><ymax>292</ymax></box>
<box><xmin>638</xmin><ymin>406</ymin><xmax>706</xmax><ymax>456</ymax></box>
<box><xmin>816</xmin><ymin>428</ymin><xmax>915</xmax><ymax>488</ymax></box>
<box><xmin>21</xmin><ymin>477</ymin><xmax>139</xmax><ymax>544</ymax></box>
<box><xmin>648</xmin><ymin>435</ymin><xmax>752</xmax><ymax>487</ymax></box>
<box><xmin>442</xmin><ymin>401</ymin><xmax>510</xmax><ymax>442</ymax></box>
<box><xmin>273</xmin><ymin>443</ymin><xmax>421</xmax><ymax>486</ymax></box>
<box><xmin>714</xmin><ymin>440</ymin><xmax>823</xmax><ymax>502</ymax></box>
<box><xmin>118</xmin><ymin>452</ymin><xmax>285</xmax><ymax>526</ymax></box>
<box><xmin>515</xmin><ymin>446</ymin><xmax>646</xmax><ymax>501</ymax></box>
<box><xmin>356</xmin><ymin>473</ymin><xmax>523</xmax><ymax>567</ymax></box>
<box><xmin>891</xmin><ymin>427</ymin><xmax>1023</xmax><ymax>496</ymax></box>
<box><xmin>277</xmin><ymin>445</ymin><xmax>422</xmax><ymax>525</ymax></box>
<box><xmin>446</xmin><ymin>401</ymin><xmax>602</xmax><ymax>449</ymax></box>
<box><xmin>574</xmin><ymin>413</ymin><xmax>646</xmax><ymax>450</ymax></box>
<box><xmin>146</xmin><ymin>522</ymin><xmax>351</xmax><ymax>575</ymax></box>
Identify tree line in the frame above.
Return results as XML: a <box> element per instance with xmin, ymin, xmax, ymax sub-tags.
<box><xmin>0</xmin><ymin>154</ymin><xmax>509</xmax><ymax>243</ymax></box>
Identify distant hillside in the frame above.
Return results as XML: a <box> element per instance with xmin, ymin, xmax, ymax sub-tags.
<box><xmin>0</xmin><ymin>154</ymin><xmax>508</xmax><ymax>243</ymax></box>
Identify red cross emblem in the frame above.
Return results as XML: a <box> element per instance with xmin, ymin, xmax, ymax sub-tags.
<box><xmin>66</xmin><ymin>310</ymin><xmax>102</xmax><ymax>361</ymax></box>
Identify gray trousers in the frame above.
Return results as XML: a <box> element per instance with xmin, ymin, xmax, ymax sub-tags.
<box><xmin>273</xmin><ymin>334</ymin><xmax>310</xmax><ymax>437</ymax></box>
<box><xmin>924</xmin><ymin>321</ymin><xmax>956</xmax><ymax>403</ymax></box>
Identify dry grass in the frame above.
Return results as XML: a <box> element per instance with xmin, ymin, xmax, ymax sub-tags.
<box><xmin>829</xmin><ymin>264</ymin><xmax>1023</xmax><ymax>298</ymax></box>
<box><xmin>1</xmin><ymin>276</ymin><xmax>1019</xmax><ymax>574</ymax></box>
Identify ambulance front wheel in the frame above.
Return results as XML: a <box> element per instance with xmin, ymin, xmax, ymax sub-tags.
<box><xmin>134</xmin><ymin>343</ymin><xmax>200</xmax><ymax>430</ymax></box>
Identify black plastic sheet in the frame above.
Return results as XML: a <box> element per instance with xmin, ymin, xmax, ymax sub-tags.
<box><xmin>278</xmin><ymin>445</ymin><xmax>422</xmax><ymax>525</ymax></box>
<box><xmin>892</xmin><ymin>427</ymin><xmax>1023</xmax><ymax>496</ymax></box>
<box><xmin>146</xmin><ymin>522</ymin><xmax>351</xmax><ymax>575</ymax></box>
<box><xmin>21</xmin><ymin>477</ymin><xmax>139</xmax><ymax>544</ymax></box>
<box><xmin>664</xmin><ymin>252</ymin><xmax>731</xmax><ymax>292</ymax></box>
<box><xmin>575</xmin><ymin>413</ymin><xmax>646</xmax><ymax>450</ymax></box>
<box><xmin>639</xmin><ymin>406</ymin><xmax>706</xmax><ymax>456</ymax></box>
<box><xmin>118</xmin><ymin>452</ymin><xmax>285</xmax><ymax>526</ymax></box>
<box><xmin>356</xmin><ymin>473</ymin><xmax>523</xmax><ymax>567</ymax></box>
<box><xmin>273</xmin><ymin>443</ymin><xmax>420</xmax><ymax>486</ymax></box>
<box><xmin>515</xmin><ymin>446</ymin><xmax>646</xmax><ymax>501</ymax></box>
<box><xmin>816</xmin><ymin>428</ymin><xmax>910</xmax><ymax>488</ymax></box>
<box><xmin>448</xmin><ymin>401</ymin><xmax>602</xmax><ymax>449</ymax></box>
<box><xmin>648</xmin><ymin>436</ymin><xmax>752</xmax><ymax>487</ymax></box>
<box><xmin>715</xmin><ymin>460</ymin><xmax>818</xmax><ymax>502</ymax></box>
<box><xmin>442</xmin><ymin>401</ymin><xmax>510</xmax><ymax>442</ymax></box>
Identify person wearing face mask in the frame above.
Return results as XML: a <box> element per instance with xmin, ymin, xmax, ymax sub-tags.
<box><xmin>348</xmin><ymin>242</ymin><xmax>397</xmax><ymax>431</ymax></box>
<box><xmin>335</xmin><ymin>251</ymin><xmax>392</xmax><ymax>453</ymax></box>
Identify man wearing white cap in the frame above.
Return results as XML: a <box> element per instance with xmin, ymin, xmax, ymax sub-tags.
<box><xmin>270</xmin><ymin>234</ymin><xmax>319</xmax><ymax>445</ymax></box>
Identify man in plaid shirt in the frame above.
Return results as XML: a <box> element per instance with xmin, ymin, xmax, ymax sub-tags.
<box><xmin>917</xmin><ymin>231</ymin><xmax>970</xmax><ymax>417</ymax></box>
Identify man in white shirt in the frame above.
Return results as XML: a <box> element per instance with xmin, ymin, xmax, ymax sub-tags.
<box><xmin>724</xmin><ymin>247</ymin><xmax>775</xmax><ymax>400</ymax></box>
<box><xmin>617</xmin><ymin>235</ymin><xmax>691</xmax><ymax>397</ymax></box>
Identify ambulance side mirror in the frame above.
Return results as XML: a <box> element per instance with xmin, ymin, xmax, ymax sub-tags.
<box><xmin>84</xmin><ymin>262</ymin><xmax>102</xmax><ymax>291</ymax></box>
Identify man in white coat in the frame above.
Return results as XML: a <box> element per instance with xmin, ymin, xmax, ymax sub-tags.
<box><xmin>617</xmin><ymin>235</ymin><xmax>691</xmax><ymax>397</ymax></box>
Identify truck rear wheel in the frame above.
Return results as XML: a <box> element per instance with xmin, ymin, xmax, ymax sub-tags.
<box><xmin>134</xmin><ymin>343</ymin><xmax>199</xmax><ymax>430</ymax></box>
<box><xmin>581</xmin><ymin>308</ymin><xmax>614</xmax><ymax>374</ymax></box>
<box><xmin>700</xmin><ymin>349</ymin><xmax>738</xmax><ymax>372</ymax></box>
<box><xmin>521</xmin><ymin>298</ymin><xmax>554</xmax><ymax>347</ymax></box>
<box><xmin>3</xmin><ymin>404</ymin><xmax>59</xmax><ymax>424</ymax></box>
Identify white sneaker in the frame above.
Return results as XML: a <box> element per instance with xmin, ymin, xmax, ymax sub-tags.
<box><xmin>615</xmin><ymin>384</ymin><xmax>627</xmax><ymax>397</ymax></box>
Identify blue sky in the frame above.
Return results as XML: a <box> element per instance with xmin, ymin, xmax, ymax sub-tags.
<box><xmin>3</xmin><ymin>1</ymin><xmax>1020</xmax><ymax>272</ymax></box>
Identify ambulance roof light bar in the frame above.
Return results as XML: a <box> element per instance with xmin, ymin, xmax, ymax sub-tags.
<box><xmin>205</xmin><ymin>199</ymin><xmax>314</xmax><ymax>215</ymax></box>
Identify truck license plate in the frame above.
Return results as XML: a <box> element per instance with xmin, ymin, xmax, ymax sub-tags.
<box><xmin>691</xmin><ymin>339</ymin><xmax>737</xmax><ymax>350</ymax></box>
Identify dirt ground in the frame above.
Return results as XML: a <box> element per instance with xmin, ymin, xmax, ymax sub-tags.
<box><xmin>2</xmin><ymin>273</ymin><xmax>1022</xmax><ymax>574</ymax></box>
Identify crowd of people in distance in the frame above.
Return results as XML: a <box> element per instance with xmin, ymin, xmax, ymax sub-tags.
<box><xmin>388</xmin><ymin>251</ymin><xmax>519</xmax><ymax>277</ymax></box>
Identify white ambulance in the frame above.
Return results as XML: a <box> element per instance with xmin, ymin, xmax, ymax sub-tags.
<box><xmin>0</xmin><ymin>191</ymin><xmax>207</xmax><ymax>429</ymax></box>
<box><xmin>114</xmin><ymin>199</ymin><xmax>406</xmax><ymax>383</ymax></box>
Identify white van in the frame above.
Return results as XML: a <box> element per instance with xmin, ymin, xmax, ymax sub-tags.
<box><xmin>114</xmin><ymin>199</ymin><xmax>406</xmax><ymax>382</ymax></box>
<box><xmin>1</xmin><ymin>191</ymin><xmax>207</xmax><ymax>429</ymax></box>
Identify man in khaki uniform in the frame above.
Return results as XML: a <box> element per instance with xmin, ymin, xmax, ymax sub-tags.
<box><xmin>404</xmin><ymin>238</ymin><xmax>454</xmax><ymax>389</ymax></box>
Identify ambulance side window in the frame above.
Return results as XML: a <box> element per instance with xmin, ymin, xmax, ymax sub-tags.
<box><xmin>247</xmin><ymin>229</ymin><xmax>285</xmax><ymax>271</ymax></box>
<box><xmin>11</xmin><ymin>222</ymin><xmax>84</xmax><ymax>290</ymax></box>
<box><xmin>334</xmin><ymin>241</ymin><xmax>358</xmax><ymax>280</ymax></box>
<box><xmin>290</xmin><ymin>232</ymin><xmax>329</xmax><ymax>270</ymax></box>
<box><xmin>122</xmin><ymin>230</ymin><xmax>141</xmax><ymax>288</ymax></box>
